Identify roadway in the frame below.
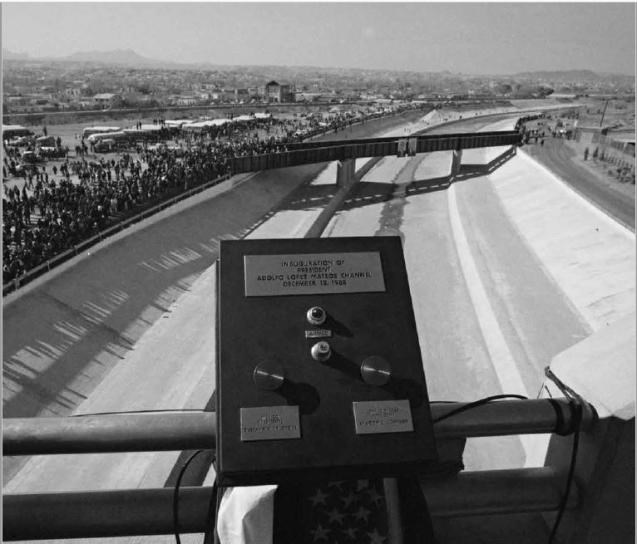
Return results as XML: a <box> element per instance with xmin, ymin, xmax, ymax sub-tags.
<box><xmin>523</xmin><ymin>136</ymin><xmax>635</xmax><ymax>230</ymax></box>
<box><xmin>3</xmin><ymin>110</ymin><xmax>634</xmax><ymax>544</ymax></box>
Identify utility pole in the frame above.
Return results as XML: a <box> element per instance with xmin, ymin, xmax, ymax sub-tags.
<box><xmin>599</xmin><ymin>98</ymin><xmax>609</xmax><ymax>127</ymax></box>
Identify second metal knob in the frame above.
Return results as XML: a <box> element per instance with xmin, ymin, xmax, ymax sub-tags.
<box><xmin>311</xmin><ymin>341</ymin><xmax>332</xmax><ymax>362</ymax></box>
<box><xmin>253</xmin><ymin>361</ymin><xmax>286</xmax><ymax>391</ymax></box>
<box><xmin>360</xmin><ymin>356</ymin><xmax>392</xmax><ymax>386</ymax></box>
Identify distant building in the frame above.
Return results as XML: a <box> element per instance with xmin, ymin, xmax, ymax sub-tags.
<box><xmin>170</xmin><ymin>95</ymin><xmax>200</xmax><ymax>106</ymax></box>
<box><xmin>264</xmin><ymin>80</ymin><xmax>294</xmax><ymax>103</ymax></box>
<box><xmin>234</xmin><ymin>88</ymin><xmax>250</xmax><ymax>103</ymax></box>
<box><xmin>210</xmin><ymin>89</ymin><xmax>236</xmax><ymax>103</ymax></box>
<box><xmin>64</xmin><ymin>88</ymin><xmax>82</xmax><ymax>99</ymax></box>
<box><xmin>294</xmin><ymin>92</ymin><xmax>323</xmax><ymax>102</ymax></box>
<box><xmin>93</xmin><ymin>93</ymin><xmax>123</xmax><ymax>109</ymax></box>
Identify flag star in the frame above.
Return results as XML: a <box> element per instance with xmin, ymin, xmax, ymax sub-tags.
<box><xmin>327</xmin><ymin>508</ymin><xmax>346</xmax><ymax>525</ymax></box>
<box><xmin>354</xmin><ymin>506</ymin><xmax>371</xmax><ymax>522</ymax></box>
<box><xmin>341</xmin><ymin>492</ymin><xmax>357</xmax><ymax>508</ymax></box>
<box><xmin>368</xmin><ymin>529</ymin><xmax>386</xmax><ymax>544</ymax></box>
<box><xmin>342</xmin><ymin>526</ymin><xmax>358</xmax><ymax>540</ymax></box>
<box><xmin>367</xmin><ymin>488</ymin><xmax>384</xmax><ymax>507</ymax></box>
<box><xmin>311</xmin><ymin>523</ymin><xmax>330</xmax><ymax>542</ymax></box>
<box><xmin>309</xmin><ymin>488</ymin><xmax>328</xmax><ymax>506</ymax></box>
<box><xmin>328</xmin><ymin>480</ymin><xmax>344</xmax><ymax>490</ymax></box>
<box><xmin>356</xmin><ymin>479</ymin><xmax>369</xmax><ymax>491</ymax></box>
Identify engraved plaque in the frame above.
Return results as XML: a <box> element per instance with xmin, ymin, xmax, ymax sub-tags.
<box><xmin>240</xmin><ymin>406</ymin><xmax>301</xmax><ymax>441</ymax></box>
<box><xmin>244</xmin><ymin>252</ymin><xmax>385</xmax><ymax>296</ymax></box>
<box><xmin>353</xmin><ymin>400</ymin><xmax>414</xmax><ymax>435</ymax></box>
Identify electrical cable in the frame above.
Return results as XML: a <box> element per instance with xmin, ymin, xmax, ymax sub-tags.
<box><xmin>71</xmin><ymin>408</ymin><xmax>208</xmax><ymax>417</ymax></box>
<box><xmin>213</xmin><ymin>481</ymin><xmax>224</xmax><ymax>544</ymax></box>
<box><xmin>202</xmin><ymin>460</ymin><xmax>218</xmax><ymax>544</ymax></box>
<box><xmin>431</xmin><ymin>394</ymin><xmax>528</xmax><ymax>424</ymax></box>
<box><xmin>548</xmin><ymin>401</ymin><xmax>582</xmax><ymax>544</ymax></box>
<box><xmin>173</xmin><ymin>449</ymin><xmax>204</xmax><ymax>544</ymax></box>
<box><xmin>544</xmin><ymin>366</ymin><xmax>585</xmax><ymax>544</ymax></box>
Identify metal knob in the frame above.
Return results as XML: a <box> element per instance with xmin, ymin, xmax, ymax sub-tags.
<box><xmin>311</xmin><ymin>341</ymin><xmax>332</xmax><ymax>362</ymax></box>
<box><xmin>253</xmin><ymin>361</ymin><xmax>286</xmax><ymax>391</ymax></box>
<box><xmin>306</xmin><ymin>306</ymin><xmax>327</xmax><ymax>326</ymax></box>
<box><xmin>360</xmin><ymin>356</ymin><xmax>392</xmax><ymax>386</ymax></box>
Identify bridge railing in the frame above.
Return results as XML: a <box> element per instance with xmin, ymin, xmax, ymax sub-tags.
<box><xmin>3</xmin><ymin>398</ymin><xmax>592</xmax><ymax>540</ymax></box>
<box><xmin>284</xmin><ymin>130</ymin><xmax>520</xmax><ymax>151</ymax></box>
<box><xmin>230</xmin><ymin>131</ymin><xmax>522</xmax><ymax>175</ymax></box>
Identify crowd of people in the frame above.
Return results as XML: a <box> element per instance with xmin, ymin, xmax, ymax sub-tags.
<box><xmin>3</xmin><ymin>106</ymin><xmax>410</xmax><ymax>284</ymax></box>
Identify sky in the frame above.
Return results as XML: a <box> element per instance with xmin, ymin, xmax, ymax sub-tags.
<box><xmin>2</xmin><ymin>2</ymin><xmax>635</xmax><ymax>75</ymax></box>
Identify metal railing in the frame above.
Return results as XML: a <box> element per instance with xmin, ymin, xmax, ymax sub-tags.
<box><xmin>3</xmin><ymin>399</ymin><xmax>586</xmax><ymax>456</ymax></box>
<box><xmin>3</xmin><ymin>468</ymin><xmax>575</xmax><ymax>540</ymax></box>
<box><xmin>3</xmin><ymin>398</ymin><xmax>593</xmax><ymax>540</ymax></box>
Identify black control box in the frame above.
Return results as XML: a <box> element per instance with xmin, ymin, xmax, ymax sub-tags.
<box><xmin>216</xmin><ymin>237</ymin><xmax>437</xmax><ymax>486</ymax></box>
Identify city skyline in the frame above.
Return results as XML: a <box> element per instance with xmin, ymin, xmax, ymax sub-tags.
<box><xmin>2</xmin><ymin>2</ymin><xmax>636</xmax><ymax>76</ymax></box>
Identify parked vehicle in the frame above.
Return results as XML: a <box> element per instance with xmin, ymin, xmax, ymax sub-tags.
<box><xmin>38</xmin><ymin>146</ymin><xmax>67</xmax><ymax>159</ymax></box>
<box><xmin>82</xmin><ymin>126</ymin><xmax>121</xmax><ymax>139</ymax></box>
<box><xmin>2</xmin><ymin>125</ymin><xmax>34</xmax><ymax>141</ymax></box>
<box><xmin>20</xmin><ymin>150</ymin><xmax>43</xmax><ymax>163</ymax></box>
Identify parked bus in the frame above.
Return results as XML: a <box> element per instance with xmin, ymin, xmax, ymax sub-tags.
<box><xmin>3</xmin><ymin>124</ymin><xmax>34</xmax><ymax>141</ymax></box>
<box><xmin>87</xmin><ymin>131</ymin><xmax>130</xmax><ymax>144</ymax></box>
<box><xmin>82</xmin><ymin>126</ymin><xmax>121</xmax><ymax>139</ymax></box>
<box><xmin>123</xmin><ymin>124</ymin><xmax>168</xmax><ymax>142</ymax></box>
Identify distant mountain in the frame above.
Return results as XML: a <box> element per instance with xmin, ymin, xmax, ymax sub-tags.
<box><xmin>4</xmin><ymin>48</ymin><xmax>633</xmax><ymax>83</ymax></box>
<box><xmin>2</xmin><ymin>48</ymin><xmax>30</xmax><ymax>60</ymax></box>
<box><xmin>514</xmin><ymin>70</ymin><xmax>604</xmax><ymax>81</ymax></box>
<box><xmin>61</xmin><ymin>48</ymin><xmax>169</xmax><ymax>66</ymax></box>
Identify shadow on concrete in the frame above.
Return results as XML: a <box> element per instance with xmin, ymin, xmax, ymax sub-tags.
<box><xmin>2</xmin><ymin>163</ymin><xmax>329</xmax><ymax>424</ymax></box>
<box><xmin>270</xmin><ymin>147</ymin><xmax>519</xmax><ymax>217</ymax></box>
<box><xmin>3</xmin><ymin>122</ymin><xmax>424</xmax><ymax>424</ymax></box>
<box><xmin>2</xmin><ymin>145</ymin><xmax>517</xmax><ymax>428</ymax></box>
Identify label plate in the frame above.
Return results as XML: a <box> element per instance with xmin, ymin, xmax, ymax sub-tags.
<box><xmin>244</xmin><ymin>252</ymin><xmax>385</xmax><ymax>296</ymax></box>
<box><xmin>353</xmin><ymin>399</ymin><xmax>414</xmax><ymax>435</ymax></box>
<box><xmin>305</xmin><ymin>329</ymin><xmax>332</xmax><ymax>339</ymax></box>
<box><xmin>240</xmin><ymin>406</ymin><xmax>301</xmax><ymax>441</ymax></box>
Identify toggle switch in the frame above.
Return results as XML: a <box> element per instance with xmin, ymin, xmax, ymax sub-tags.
<box><xmin>306</xmin><ymin>306</ymin><xmax>327</xmax><ymax>326</ymax></box>
<box><xmin>360</xmin><ymin>356</ymin><xmax>392</xmax><ymax>386</ymax></box>
<box><xmin>253</xmin><ymin>361</ymin><xmax>286</xmax><ymax>391</ymax></box>
<box><xmin>311</xmin><ymin>341</ymin><xmax>332</xmax><ymax>362</ymax></box>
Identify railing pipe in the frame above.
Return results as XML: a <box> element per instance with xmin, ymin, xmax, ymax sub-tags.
<box><xmin>3</xmin><ymin>399</ymin><xmax>591</xmax><ymax>456</ymax></box>
<box><xmin>2</xmin><ymin>467</ymin><xmax>577</xmax><ymax>541</ymax></box>
<box><xmin>4</xmin><ymin>412</ymin><xmax>216</xmax><ymax>455</ymax></box>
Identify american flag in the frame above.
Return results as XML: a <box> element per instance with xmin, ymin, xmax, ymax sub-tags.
<box><xmin>274</xmin><ymin>478</ymin><xmax>389</xmax><ymax>544</ymax></box>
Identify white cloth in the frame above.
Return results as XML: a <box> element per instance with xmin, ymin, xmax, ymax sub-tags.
<box><xmin>217</xmin><ymin>485</ymin><xmax>278</xmax><ymax>544</ymax></box>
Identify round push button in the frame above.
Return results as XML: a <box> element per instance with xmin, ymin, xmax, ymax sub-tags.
<box><xmin>253</xmin><ymin>362</ymin><xmax>286</xmax><ymax>391</ymax></box>
<box><xmin>360</xmin><ymin>356</ymin><xmax>392</xmax><ymax>386</ymax></box>
<box><xmin>306</xmin><ymin>306</ymin><xmax>327</xmax><ymax>326</ymax></box>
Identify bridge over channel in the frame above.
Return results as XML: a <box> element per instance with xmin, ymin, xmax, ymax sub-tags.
<box><xmin>230</xmin><ymin>130</ymin><xmax>522</xmax><ymax>184</ymax></box>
